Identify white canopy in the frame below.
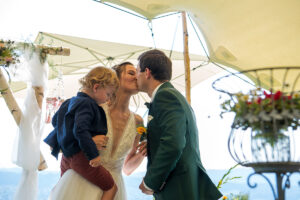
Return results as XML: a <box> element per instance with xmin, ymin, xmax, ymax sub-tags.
<box><xmin>96</xmin><ymin>0</ymin><xmax>300</xmax><ymax>92</ymax></box>
<box><xmin>11</xmin><ymin>32</ymin><xmax>224</xmax><ymax>107</ymax></box>
<box><xmin>101</xmin><ymin>0</ymin><xmax>300</xmax><ymax>69</ymax></box>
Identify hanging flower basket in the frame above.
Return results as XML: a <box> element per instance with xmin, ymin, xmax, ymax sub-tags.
<box><xmin>212</xmin><ymin>67</ymin><xmax>300</xmax><ymax>167</ymax></box>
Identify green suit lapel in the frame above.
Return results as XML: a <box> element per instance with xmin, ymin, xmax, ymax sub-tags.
<box><xmin>148</xmin><ymin>82</ymin><xmax>173</xmax><ymax>116</ymax></box>
<box><xmin>146</xmin><ymin>82</ymin><xmax>173</xmax><ymax>169</ymax></box>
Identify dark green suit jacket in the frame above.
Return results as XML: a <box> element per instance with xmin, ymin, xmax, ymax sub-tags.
<box><xmin>144</xmin><ymin>82</ymin><xmax>222</xmax><ymax>200</ymax></box>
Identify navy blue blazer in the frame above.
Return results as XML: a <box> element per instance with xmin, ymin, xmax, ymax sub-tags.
<box><xmin>44</xmin><ymin>92</ymin><xmax>107</xmax><ymax>160</ymax></box>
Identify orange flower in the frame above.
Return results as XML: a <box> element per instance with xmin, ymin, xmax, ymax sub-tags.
<box><xmin>137</xmin><ymin>126</ymin><xmax>146</xmax><ymax>135</ymax></box>
<box><xmin>137</xmin><ymin>125</ymin><xmax>147</xmax><ymax>141</ymax></box>
<box><xmin>222</xmin><ymin>196</ymin><xmax>228</xmax><ymax>200</ymax></box>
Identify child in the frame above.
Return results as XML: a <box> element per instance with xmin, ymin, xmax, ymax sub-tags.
<box><xmin>44</xmin><ymin>66</ymin><xmax>119</xmax><ymax>200</ymax></box>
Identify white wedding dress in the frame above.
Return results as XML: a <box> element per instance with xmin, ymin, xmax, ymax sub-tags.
<box><xmin>49</xmin><ymin>104</ymin><xmax>137</xmax><ymax>200</ymax></box>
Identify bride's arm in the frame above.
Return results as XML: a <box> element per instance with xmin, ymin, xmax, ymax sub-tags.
<box><xmin>123</xmin><ymin>115</ymin><xmax>147</xmax><ymax>176</ymax></box>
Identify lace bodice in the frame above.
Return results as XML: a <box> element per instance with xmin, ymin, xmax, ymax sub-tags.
<box><xmin>99</xmin><ymin>104</ymin><xmax>137</xmax><ymax>173</ymax></box>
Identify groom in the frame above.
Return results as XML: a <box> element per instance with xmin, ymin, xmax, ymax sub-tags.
<box><xmin>137</xmin><ymin>50</ymin><xmax>222</xmax><ymax>200</ymax></box>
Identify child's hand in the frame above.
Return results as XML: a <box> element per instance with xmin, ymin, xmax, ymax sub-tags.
<box><xmin>92</xmin><ymin>135</ymin><xmax>109</xmax><ymax>150</ymax></box>
<box><xmin>89</xmin><ymin>156</ymin><xmax>101</xmax><ymax>167</ymax></box>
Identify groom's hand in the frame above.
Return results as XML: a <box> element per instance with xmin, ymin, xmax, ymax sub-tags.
<box><xmin>137</xmin><ymin>141</ymin><xmax>147</xmax><ymax>156</ymax></box>
<box><xmin>139</xmin><ymin>179</ymin><xmax>154</xmax><ymax>195</ymax></box>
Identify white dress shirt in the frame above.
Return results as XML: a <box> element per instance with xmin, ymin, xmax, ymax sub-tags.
<box><xmin>151</xmin><ymin>83</ymin><xmax>164</xmax><ymax>102</ymax></box>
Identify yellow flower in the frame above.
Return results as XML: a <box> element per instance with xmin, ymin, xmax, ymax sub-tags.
<box><xmin>293</xmin><ymin>92</ymin><xmax>299</xmax><ymax>98</ymax></box>
<box><xmin>242</xmin><ymin>95</ymin><xmax>249</xmax><ymax>101</ymax></box>
<box><xmin>137</xmin><ymin>126</ymin><xmax>146</xmax><ymax>135</ymax></box>
<box><xmin>137</xmin><ymin>125</ymin><xmax>147</xmax><ymax>141</ymax></box>
<box><xmin>222</xmin><ymin>196</ymin><xmax>228</xmax><ymax>199</ymax></box>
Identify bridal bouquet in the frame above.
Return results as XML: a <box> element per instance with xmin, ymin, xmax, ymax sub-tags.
<box><xmin>0</xmin><ymin>40</ymin><xmax>20</xmax><ymax>66</ymax></box>
<box><xmin>137</xmin><ymin>125</ymin><xmax>147</xmax><ymax>141</ymax></box>
<box><xmin>221</xmin><ymin>88</ymin><xmax>300</xmax><ymax>133</ymax></box>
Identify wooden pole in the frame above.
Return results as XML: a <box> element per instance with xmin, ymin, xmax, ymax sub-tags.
<box><xmin>182</xmin><ymin>11</ymin><xmax>191</xmax><ymax>104</ymax></box>
<box><xmin>0</xmin><ymin>70</ymin><xmax>47</xmax><ymax>170</ymax></box>
<box><xmin>0</xmin><ymin>69</ymin><xmax>22</xmax><ymax>124</ymax></box>
<box><xmin>36</xmin><ymin>45</ymin><xmax>70</xmax><ymax>56</ymax></box>
<box><xmin>0</xmin><ymin>44</ymin><xmax>70</xmax><ymax>171</ymax></box>
<box><xmin>1</xmin><ymin>42</ymin><xmax>70</xmax><ymax>57</ymax></box>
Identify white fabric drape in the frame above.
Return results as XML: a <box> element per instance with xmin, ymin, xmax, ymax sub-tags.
<box><xmin>11</xmin><ymin>48</ymin><xmax>48</xmax><ymax>200</ymax></box>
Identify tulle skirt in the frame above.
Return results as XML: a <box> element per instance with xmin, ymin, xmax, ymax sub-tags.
<box><xmin>49</xmin><ymin>169</ymin><xmax>126</xmax><ymax>200</ymax></box>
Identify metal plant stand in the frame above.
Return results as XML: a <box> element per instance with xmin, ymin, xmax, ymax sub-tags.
<box><xmin>212</xmin><ymin>67</ymin><xmax>300</xmax><ymax>200</ymax></box>
<box><xmin>244</xmin><ymin>162</ymin><xmax>300</xmax><ymax>200</ymax></box>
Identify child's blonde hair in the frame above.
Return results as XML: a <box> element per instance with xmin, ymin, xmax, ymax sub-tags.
<box><xmin>79</xmin><ymin>66</ymin><xmax>119</xmax><ymax>91</ymax></box>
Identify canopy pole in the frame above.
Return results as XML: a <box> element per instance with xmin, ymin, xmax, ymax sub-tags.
<box><xmin>182</xmin><ymin>11</ymin><xmax>191</xmax><ymax>104</ymax></box>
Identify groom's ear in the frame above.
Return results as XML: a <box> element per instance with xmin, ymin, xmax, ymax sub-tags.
<box><xmin>145</xmin><ymin>68</ymin><xmax>152</xmax><ymax>79</ymax></box>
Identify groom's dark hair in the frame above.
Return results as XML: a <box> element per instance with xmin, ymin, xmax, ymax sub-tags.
<box><xmin>138</xmin><ymin>49</ymin><xmax>172</xmax><ymax>81</ymax></box>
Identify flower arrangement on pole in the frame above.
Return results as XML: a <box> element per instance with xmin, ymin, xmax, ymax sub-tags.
<box><xmin>0</xmin><ymin>40</ymin><xmax>20</xmax><ymax>67</ymax></box>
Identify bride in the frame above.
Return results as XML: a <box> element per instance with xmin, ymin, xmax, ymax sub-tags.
<box><xmin>49</xmin><ymin>62</ymin><xmax>147</xmax><ymax>200</ymax></box>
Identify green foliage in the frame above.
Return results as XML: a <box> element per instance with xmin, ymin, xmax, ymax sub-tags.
<box><xmin>225</xmin><ymin>193</ymin><xmax>249</xmax><ymax>200</ymax></box>
<box><xmin>221</xmin><ymin>88</ymin><xmax>300</xmax><ymax>134</ymax></box>
<box><xmin>217</xmin><ymin>163</ymin><xmax>241</xmax><ymax>189</ymax></box>
<box><xmin>217</xmin><ymin>164</ymin><xmax>249</xmax><ymax>200</ymax></box>
<box><xmin>19</xmin><ymin>42</ymin><xmax>48</xmax><ymax>64</ymax></box>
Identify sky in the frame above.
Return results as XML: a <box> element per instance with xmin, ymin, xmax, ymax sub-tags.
<box><xmin>0</xmin><ymin>0</ymin><xmax>237</xmax><ymax>171</ymax></box>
